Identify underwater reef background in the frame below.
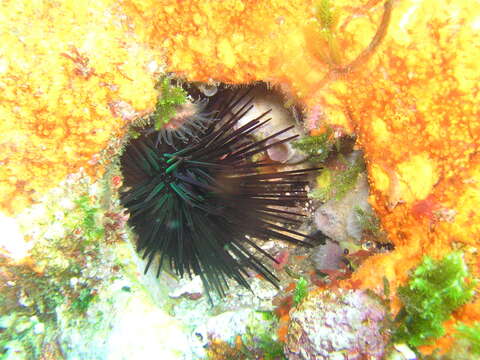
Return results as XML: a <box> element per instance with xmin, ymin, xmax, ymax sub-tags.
<box><xmin>0</xmin><ymin>0</ymin><xmax>479</xmax><ymax>358</ymax></box>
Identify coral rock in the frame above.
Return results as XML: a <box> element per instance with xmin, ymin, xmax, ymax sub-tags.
<box><xmin>285</xmin><ymin>289</ymin><xmax>389</xmax><ymax>360</ymax></box>
<box><xmin>0</xmin><ymin>0</ymin><xmax>163</xmax><ymax>215</ymax></box>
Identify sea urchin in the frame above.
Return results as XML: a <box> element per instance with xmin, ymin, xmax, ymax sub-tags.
<box><xmin>120</xmin><ymin>86</ymin><xmax>316</xmax><ymax>298</ymax></box>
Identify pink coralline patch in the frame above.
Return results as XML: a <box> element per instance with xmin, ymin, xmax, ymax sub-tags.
<box><xmin>285</xmin><ymin>289</ymin><xmax>389</xmax><ymax>360</ymax></box>
<box><xmin>112</xmin><ymin>175</ymin><xmax>123</xmax><ymax>189</ymax></box>
<box><xmin>311</xmin><ymin>241</ymin><xmax>344</xmax><ymax>272</ymax></box>
<box><xmin>273</xmin><ymin>249</ymin><xmax>290</xmax><ymax>270</ymax></box>
<box><xmin>305</xmin><ymin>105</ymin><xmax>324</xmax><ymax>132</ymax></box>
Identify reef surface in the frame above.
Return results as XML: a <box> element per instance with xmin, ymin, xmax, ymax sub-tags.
<box><xmin>1</xmin><ymin>0</ymin><xmax>479</xmax><ymax>358</ymax></box>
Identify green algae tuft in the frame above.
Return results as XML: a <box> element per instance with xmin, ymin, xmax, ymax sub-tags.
<box><xmin>394</xmin><ymin>252</ymin><xmax>476</xmax><ymax>348</ymax></box>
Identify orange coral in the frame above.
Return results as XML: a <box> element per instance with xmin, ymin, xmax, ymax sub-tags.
<box><xmin>333</xmin><ymin>0</ymin><xmax>480</xmax><ymax>288</ymax></box>
<box><xmin>0</xmin><ymin>0</ymin><xmax>163</xmax><ymax>214</ymax></box>
<box><xmin>122</xmin><ymin>0</ymin><xmax>393</xmax><ymax>128</ymax></box>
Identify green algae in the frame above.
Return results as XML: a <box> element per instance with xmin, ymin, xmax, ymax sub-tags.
<box><xmin>354</xmin><ymin>206</ymin><xmax>386</xmax><ymax>241</ymax></box>
<box><xmin>292</xmin><ymin>129</ymin><xmax>334</xmax><ymax>163</ymax></box>
<box><xmin>310</xmin><ymin>156</ymin><xmax>365</xmax><ymax>202</ymax></box>
<box><xmin>70</xmin><ymin>288</ymin><xmax>96</xmax><ymax>314</ymax></box>
<box><xmin>151</xmin><ymin>77</ymin><xmax>188</xmax><ymax>131</ymax></box>
<box><xmin>313</xmin><ymin>0</ymin><xmax>341</xmax><ymax>65</ymax></box>
<box><xmin>293</xmin><ymin>277</ymin><xmax>309</xmax><ymax>307</ymax></box>
<box><xmin>394</xmin><ymin>252</ymin><xmax>476</xmax><ymax>348</ymax></box>
<box><xmin>240</xmin><ymin>311</ymin><xmax>286</xmax><ymax>360</ymax></box>
<box><xmin>0</xmin><ymin>173</ymin><xmax>116</xmax><ymax>359</ymax></box>
<box><xmin>74</xmin><ymin>195</ymin><xmax>105</xmax><ymax>242</ymax></box>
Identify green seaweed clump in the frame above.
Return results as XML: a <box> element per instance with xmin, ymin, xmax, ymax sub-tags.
<box><xmin>394</xmin><ymin>252</ymin><xmax>476</xmax><ymax>348</ymax></box>
<box><xmin>315</xmin><ymin>0</ymin><xmax>335</xmax><ymax>30</ymax></box>
<box><xmin>207</xmin><ymin>311</ymin><xmax>286</xmax><ymax>360</ymax></box>
<box><xmin>354</xmin><ymin>206</ymin><xmax>388</xmax><ymax>242</ymax></box>
<box><xmin>313</xmin><ymin>0</ymin><xmax>341</xmax><ymax>65</ymax></box>
<box><xmin>256</xmin><ymin>333</ymin><xmax>286</xmax><ymax>360</ymax></box>
<box><xmin>310</xmin><ymin>157</ymin><xmax>365</xmax><ymax>202</ymax></box>
<box><xmin>74</xmin><ymin>195</ymin><xmax>105</xmax><ymax>241</ymax></box>
<box><xmin>291</xmin><ymin>128</ymin><xmax>334</xmax><ymax>163</ymax></box>
<box><xmin>70</xmin><ymin>288</ymin><xmax>96</xmax><ymax>314</ymax></box>
<box><xmin>293</xmin><ymin>277</ymin><xmax>309</xmax><ymax>306</ymax></box>
<box><xmin>243</xmin><ymin>311</ymin><xmax>286</xmax><ymax>360</ymax></box>
<box><xmin>151</xmin><ymin>77</ymin><xmax>188</xmax><ymax>130</ymax></box>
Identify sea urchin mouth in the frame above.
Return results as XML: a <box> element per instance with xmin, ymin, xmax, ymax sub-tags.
<box><xmin>120</xmin><ymin>86</ymin><xmax>317</xmax><ymax>298</ymax></box>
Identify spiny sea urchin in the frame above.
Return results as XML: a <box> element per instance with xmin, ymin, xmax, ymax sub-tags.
<box><xmin>120</xmin><ymin>85</ymin><xmax>317</xmax><ymax>298</ymax></box>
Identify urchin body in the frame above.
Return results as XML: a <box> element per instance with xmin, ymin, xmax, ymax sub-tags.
<box><xmin>121</xmin><ymin>87</ymin><xmax>315</xmax><ymax>298</ymax></box>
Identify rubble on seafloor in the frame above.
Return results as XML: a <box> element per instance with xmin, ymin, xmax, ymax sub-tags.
<box><xmin>285</xmin><ymin>289</ymin><xmax>390</xmax><ymax>360</ymax></box>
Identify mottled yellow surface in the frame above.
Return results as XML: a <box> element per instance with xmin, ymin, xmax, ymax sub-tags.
<box><xmin>1</xmin><ymin>0</ymin><xmax>479</xmax><ymax>353</ymax></box>
<box><xmin>0</xmin><ymin>0</ymin><xmax>163</xmax><ymax>214</ymax></box>
<box><xmin>122</xmin><ymin>0</ymin><xmax>388</xmax><ymax>124</ymax></box>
